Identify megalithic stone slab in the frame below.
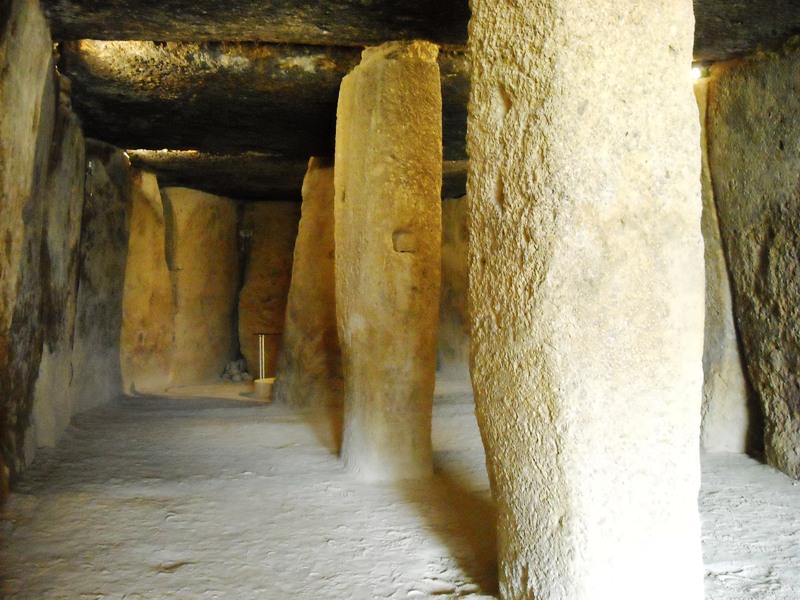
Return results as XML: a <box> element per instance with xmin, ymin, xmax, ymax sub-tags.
<box><xmin>161</xmin><ymin>187</ymin><xmax>239</xmax><ymax>386</ymax></box>
<box><xmin>273</xmin><ymin>158</ymin><xmax>342</xmax><ymax>407</ymax></box>
<box><xmin>695</xmin><ymin>79</ymin><xmax>752</xmax><ymax>453</ymax></box>
<box><xmin>467</xmin><ymin>1</ymin><xmax>705</xmax><ymax>598</ymax></box>
<box><xmin>334</xmin><ymin>41</ymin><xmax>442</xmax><ymax>480</ymax></box>
<box><xmin>708</xmin><ymin>43</ymin><xmax>800</xmax><ymax>479</ymax></box>
<box><xmin>119</xmin><ymin>172</ymin><xmax>174</xmax><ymax>395</ymax></box>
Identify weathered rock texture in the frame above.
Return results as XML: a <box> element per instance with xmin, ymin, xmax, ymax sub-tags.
<box><xmin>695</xmin><ymin>79</ymin><xmax>754</xmax><ymax>453</ymax></box>
<box><xmin>708</xmin><ymin>41</ymin><xmax>800</xmax><ymax>478</ymax></box>
<box><xmin>272</xmin><ymin>158</ymin><xmax>341</xmax><ymax>407</ymax></box>
<box><xmin>438</xmin><ymin>196</ymin><xmax>470</xmax><ymax>379</ymax></box>
<box><xmin>0</xmin><ymin>0</ymin><xmax>54</xmax><ymax>495</ymax></box>
<box><xmin>238</xmin><ymin>202</ymin><xmax>301</xmax><ymax>378</ymax></box>
<box><xmin>335</xmin><ymin>41</ymin><xmax>442</xmax><ymax>480</ymax></box>
<box><xmin>29</xmin><ymin>99</ymin><xmax>87</xmax><ymax>451</ymax></box>
<box><xmin>467</xmin><ymin>1</ymin><xmax>705</xmax><ymax>597</ymax></box>
<box><xmin>58</xmin><ymin>42</ymin><xmax>468</xmax><ymax>165</ymax></box>
<box><xmin>121</xmin><ymin>185</ymin><xmax>239</xmax><ymax>392</ymax></box>
<box><xmin>1</xmin><ymin>1</ymin><xmax>130</xmax><ymax>502</ymax></box>
<box><xmin>41</xmin><ymin>0</ymin><xmax>800</xmax><ymax>64</ymax></box>
<box><xmin>120</xmin><ymin>172</ymin><xmax>173</xmax><ymax>394</ymax></box>
<box><xmin>163</xmin><ymin>188</ymin><xmax>239</xmax><ymax>386</ymax></box>
<box><xmin>68</xmin><ymin>144</ymin><xmax>130</xmax><ymax>415</ymax></box>
<box><xmin>0</xmin><ymin>0</ymin><xmax>118</xmax><ymax>500</ymax></box>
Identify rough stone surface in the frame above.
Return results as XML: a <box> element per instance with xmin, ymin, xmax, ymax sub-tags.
<box><xmin>335</xmin><ymin>41</ymin><xmax>442</xmax><ymax>480</ymax></box>
<box><xmin>58</xmin><ymin>42</ymin><xmax>468</xmax><ymax>164</ymax></box>
<box><xmin>695</xmin><ymin>79</ymin><xmax>754</xmax><ymax>454</ymax></box>
<box><xmin>273</xmin><ymin>158</ymin><xmax>341</xmax><ymax>408</ymax></box>
<box><xmin>708</xmin><ymin>41</ymin><xmax>800</xmax><ymax>478</ymax></box>
<box><xmin>121</xmin><ymin>183</ymin><xmax>239</xmax><ymax>392</ymax></box>
<box><xmin>468</xmin><ymin>1</ymin><xmax>705</xmax><ymax>597</ymax></box>
<box><xmin>162</xmin><ymin>187</ymin><xmax>239</xmax><ymax>386</ymax></box>
<box><xmin>0</xmin><ymin>0</ymin><xmax>57</xmax><ymax>499</ymax></box>
<box><xmin>126</xmin><ymin>151</ymin><xmax>470</xmax><ymax>203</ymax></box>
<box><xmin>30</xmin><ymin>94</ymin><xmax>87</xmax><ymax>451</ymax></box>
<box><xmin>69</xmin><ymin>144</ymin><xmax>130</xmax><ymax>415</ymax></box>
<box><xmin>42</xmin><ymin>0</ymin><xmax>472</xmax><ymax>47</ymax></box>
<box><xmin>120</xmin><ymin>171</ymin><xmax>174</xmax><ymax>394</ymax></box>
<box><xmin>238</xmin><ymin>202</ymin><xmax>300</xmax><ymax>378</ymax></box>
<box><xmin>438</xmin><ymin>196</ymin><xmax>470</xmax><ymax>379</ymax></box>
<box><xmin>40</xmin><ymin>0</ymin><xmax>800</xmax><ymax>64</ymax></box>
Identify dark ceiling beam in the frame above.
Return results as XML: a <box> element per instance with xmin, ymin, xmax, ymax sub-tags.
<box><xmin>126</xmin><ymin>151</ymin><xmax>468</xmax><ymax>201</ymax></box>
<box><xmin>59</xmin><ymin>41</ymin><xmax>468</xmax><ymax>160</ymax></box>
<box><xmin>693</xmin><ymin>1</ymin><xmax>800</xmax><ymax>63</ymax></box>
<box><xmin>44</xmin><ymin>0</ymin><xmax>800</xmax><ymax>63</ymax></box>
<box><xmin>42</xmin><ymin>0</ymin><xmax>471</xmax><ymax>48</ymax></box>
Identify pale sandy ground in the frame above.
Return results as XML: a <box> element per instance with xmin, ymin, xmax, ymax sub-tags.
<box><xmin>1</xmin><ymin>388</ymin><xmax>798</xmax><ymax>599</ymax></box>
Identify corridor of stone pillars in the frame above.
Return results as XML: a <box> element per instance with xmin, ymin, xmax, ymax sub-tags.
<box><xmin>3</xmin><ymin>0</ymin><xmax>800</xmax><ymax>598</ymax></box>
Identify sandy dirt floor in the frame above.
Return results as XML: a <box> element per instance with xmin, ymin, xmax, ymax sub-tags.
<box><xmin>1</xmin><ymin>392</ymin><xmax>798</xmax><ymax>599</ymax></box>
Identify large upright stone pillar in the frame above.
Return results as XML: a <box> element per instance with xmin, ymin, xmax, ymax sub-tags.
<box><xmin>468</xmin><ymin>2</ymin><xmax>704</xmax><ymax>598</ymax></box>
<box><xmin>335</xmin><ymin>41</ymin><xmax>442</xmax><ymax>480</ymax></box>
<box><xmin>272</xmin><ymin>158</ymin><xmax>342</xmax><ymax>408</ymax></box>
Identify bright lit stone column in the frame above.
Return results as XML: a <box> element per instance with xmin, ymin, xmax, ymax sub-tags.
<box><xmin>467</xmin><ymin>1</ymin><xmax>705</xmax><ymax>598</ymax></box>
<box><xmin>334</xmin><ymin>41</ymin><xmax>442</xmax><ymax>480</ymax></box>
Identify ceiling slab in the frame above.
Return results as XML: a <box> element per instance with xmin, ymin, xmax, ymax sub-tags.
<box><xmin>43</xmin><ymin>0</ymin><xmax>471</xmax><ymax>47</ymax></box>
<box><xmin>694</xmin><ymin>1</ymin><xmax>800</xmax><ymax>63</ymax></box>
<box><xmin>60</xmin><ymin>42</ymin><xmax>468</xmax><ymax>160</ymax></box>
<box><xmin>127</xmin><ymin>150</ymin><xmax>468</xmax><ymax>201</ymax></box>
<box><xmin>45</xmin><ymin>0</ymin><xmax>800</xmax><ymax>63</ymax></box>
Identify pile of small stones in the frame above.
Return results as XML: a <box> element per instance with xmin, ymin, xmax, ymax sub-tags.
<box><xmin>221</xmin><ymin>359</ymin><xmax>252</xmax><ymax>382</ymax></box>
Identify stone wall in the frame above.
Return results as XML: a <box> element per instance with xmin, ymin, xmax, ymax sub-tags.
<box><xmin>63</xmin><ymin>145</ymin><xmax>131</xmax><ymax>421</ymax></box>
<box><xmin>0</xmin><ymin>0</ymin><xmax>56</xmax><ymax>492</ymax></box>
<box><xmin>1</xmin><ymin>0</ymin><xmax>83</xmax><ymax>499</ymax></box>
<box><xmin>238</xmin><ymin>202</ymin><xmax>300</xmax><ymax>377</ymax></box>
<box><xmin>1</xmin><ymin>0</ymin><xmax>129</xmax><ymax>502</ymax></box>
<box><xmin>708</xmin><ymin>39</ymin><xmax>800</xmax><ymax>478</ymax></box>
<box><xmin>162</xmin><ymin>187</ymin><xmax>239</xmax><ymax>386</ymax></box>
<box><xmin>119</xmin><ymin>172</ymin><xmax>173</xmax><ymax>393</ymax></box>
<box><xmin>121</xmin><ymin>186</ymin><xmax>240</xmax><ymax>392</ymax></box>
<box><xmin>695</xmin><ymin>79</ymin><xmax>755</xmax><ymax>453</ymax></box>
<box><xmin>29</xmin><ymin>99</ymin><xmax>87</xmax><ymax>450</ymax></box>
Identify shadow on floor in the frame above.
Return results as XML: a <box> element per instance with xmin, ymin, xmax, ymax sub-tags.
<box><xmin>291</xmin><ymin>401</ymin><xmax>344</xmax><ymax>456</ymax></box>
<box><xmin>398</xmin><ymin>466</ymin><xmax>499</xmax><ymax>596</ymax></box>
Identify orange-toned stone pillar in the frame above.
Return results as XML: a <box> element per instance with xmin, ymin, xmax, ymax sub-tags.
<box><xmin>334</xmin><ymin>41</ymin><xmax>442</xmax><ymax>480</ymax></box>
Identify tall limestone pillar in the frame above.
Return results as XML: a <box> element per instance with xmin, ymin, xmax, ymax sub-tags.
<box><xmin>273</xmin><ymin>157</ymin><xmax>342</xmax><ymax>408</ymax></box>
<box><xmin>334</xmin><ymin>41</ymin><xmax>442</xmax><ymax>480</ymax></box>
<box><xmin>468</xmin><ymin>2</ymin><xmax>705</xmax><ymax>598</ymax></box>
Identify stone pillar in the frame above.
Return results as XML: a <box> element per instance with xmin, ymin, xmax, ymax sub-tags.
<box><xmin>335</xmin><ymin>41</ymin><xmax>442</xmax><ymax>480</ymax></box>
<box><xmin>468</xmin><ymin>2</ymin><xmax>704</xmax><ymax>598</ymax></box>
<box><xmin>707</xmin><ymin>44</ymin><xmax>800</xmax><ymax>479</ymax></box>
<box><xmin>272</xmin><ymin>158</ymin><xmax>342</xmax><ymax>407</ymax></box>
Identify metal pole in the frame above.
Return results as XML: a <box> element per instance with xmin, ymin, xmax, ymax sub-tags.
<box><xmin>257</xmin><ymin>333</ymin><xmax>266</xmax><ymax>380</ymax></box>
